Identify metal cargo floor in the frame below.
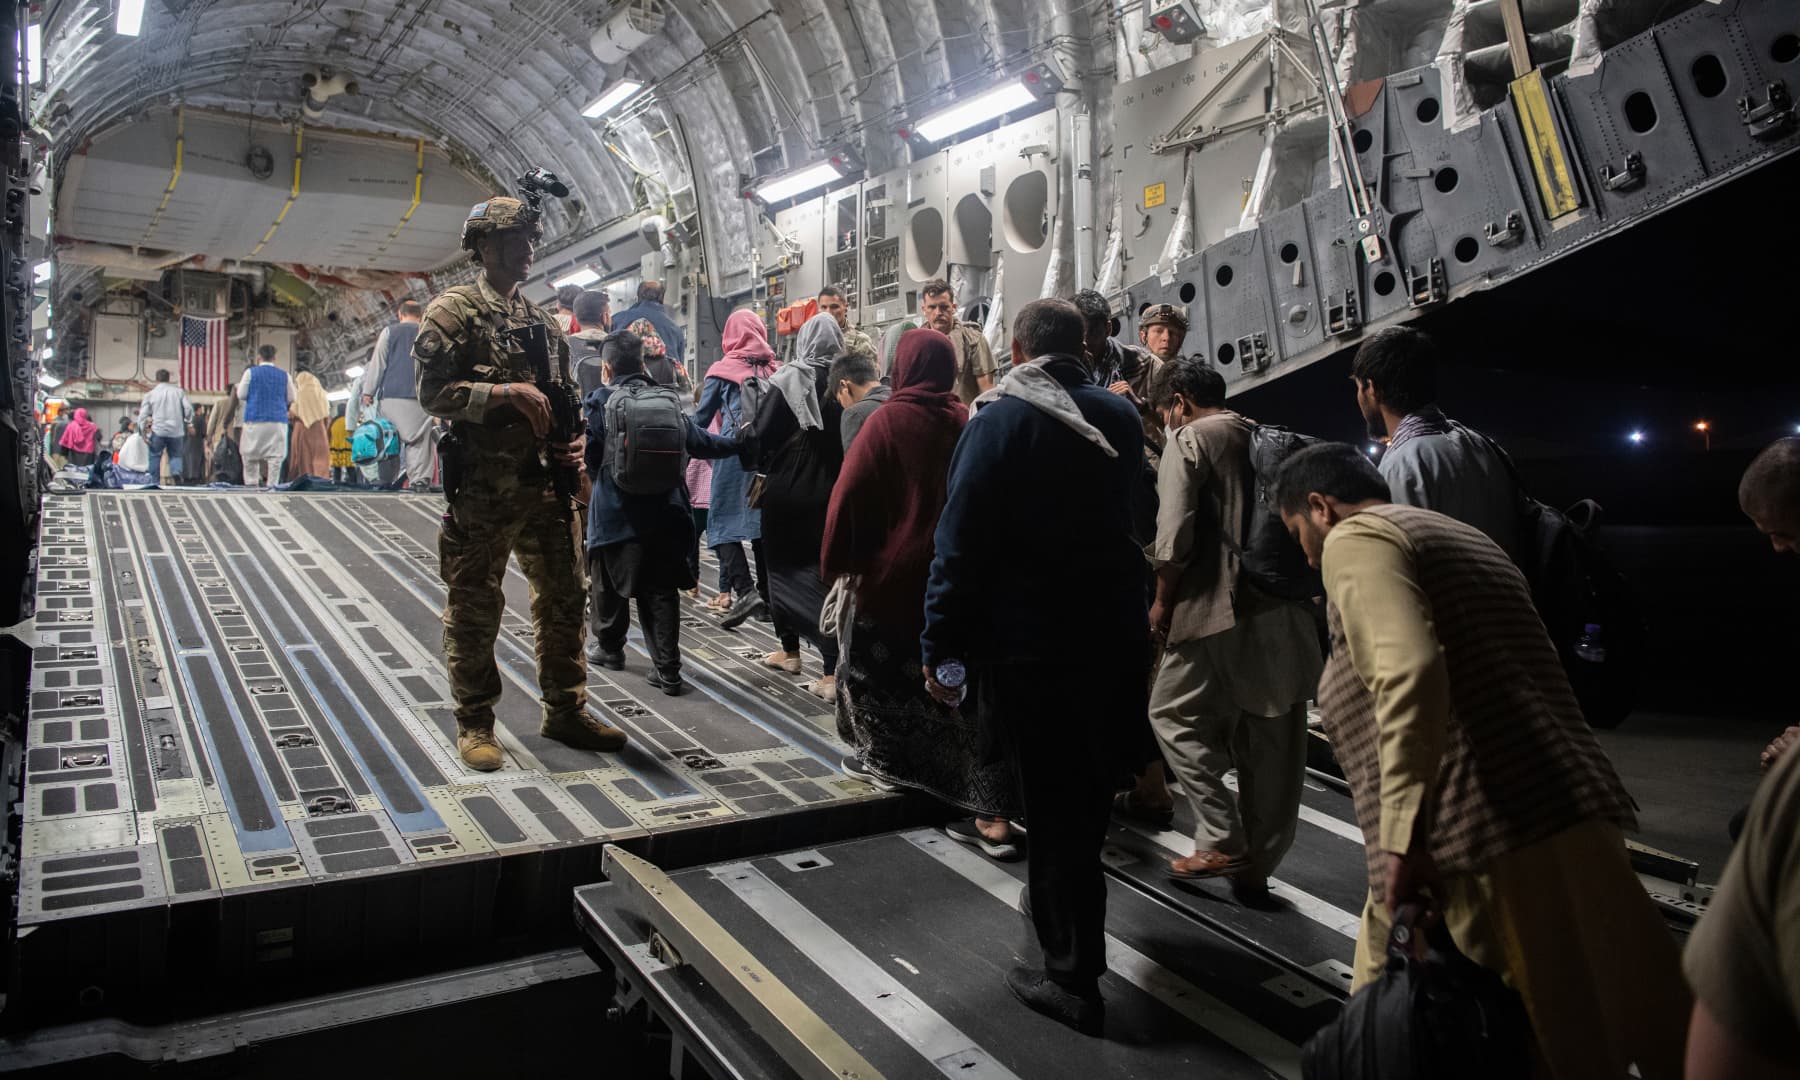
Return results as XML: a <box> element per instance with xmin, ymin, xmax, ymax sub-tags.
<box><xmin>18</xmin><ymin>490</ymin><xmax>905</xmax><ymax>1024</ymax></box>
<box><xmin>576</xmin><ymin>829</ymin><xmax>1336</xmax><ymax>1080</ymax></box>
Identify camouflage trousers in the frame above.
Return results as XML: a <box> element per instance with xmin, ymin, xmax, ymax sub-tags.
<box><xmin>439</xmin><ymin>458</ymin><xmax>586</xmax><ymax>732</ymax></box>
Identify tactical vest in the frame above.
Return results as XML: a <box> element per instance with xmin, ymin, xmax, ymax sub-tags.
<box><xmin>379</xmin><ymin>321</ymin><xmax>421</xmax><ymax>401</ymax></box>
<box><xmin>243</xmin><ymin>364</ymin><xmax>289</xmax><ymax>423</ymax></box>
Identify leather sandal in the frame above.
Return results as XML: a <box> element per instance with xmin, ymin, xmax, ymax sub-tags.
<box><xmin>1166</xmin><ymin>850</ymin><xmax>1250</xmax><ymax>880</ymax></box>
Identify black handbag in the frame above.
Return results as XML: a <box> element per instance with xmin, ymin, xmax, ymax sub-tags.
<box><xmin>1301</xmin><ymin>903</ymin><xmax>1533</xmax><ymax>1080</ymax></box>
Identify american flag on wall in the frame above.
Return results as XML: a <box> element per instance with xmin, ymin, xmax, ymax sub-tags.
<box><xmin>179</xmin><ymin>314</ymin><xmax>229</xmax><ymax>393</ymax></box>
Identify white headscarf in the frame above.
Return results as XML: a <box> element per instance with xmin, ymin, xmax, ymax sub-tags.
<box><xmin>768</xmin><ymin>313</ymin><xmax>844</xmax><ymax>431</ymax></box>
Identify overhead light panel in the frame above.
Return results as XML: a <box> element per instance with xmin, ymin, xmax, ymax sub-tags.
<box><xmin>38</xmin><ymin>372</ymin><xmax>60</xmax><ymax>389</ymax></box>
<box><xmin>582</xmin><ymin>80</ymin><xmax>643</xmax><ymax>119</ymax></box>
<box><xmin>747</xmin><ymin>150</ymin><xmax>862</xmax><ymax>205</ymax></box>
<box><xmin>553</xmin><ymin>266</ymin><xmax>603</xmax><ymax>289</ymax></box>
<box><xmin>116</xmin><ymin>0</ymin><xmax>146</xmax><ymax>37</ymax></box>
<box><xmin>901</xmin><ymin>66</ymin><xmax>1062</xmax><ymax>146</ymax></box>
<box><xmin>40</xmin><ymin>346</ymin><xmax>53</xmax><ymax>360</ymax></box>
<box><xmin>26</xmin><ymin>23</ymin><xmax>41</xmax><ymax>85</ymax></box>
<box><xmin>326</xmin><ymin>388</ymin><xmax>352</xmax><ymax>402</ymax></box>
<box><xmin>344</xmin><ymin>364</ymin><xmax>366</xmax><ymax>380</ymax></box>
<box><xmin>33</xmin><ymin>261</ymin><xmax>51</xmax><ymax>283</ymax></box>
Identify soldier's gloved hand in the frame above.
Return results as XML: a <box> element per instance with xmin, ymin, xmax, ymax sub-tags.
<box><xmin>548</xmin><ymin>434</ymin><xmax>585</xmax><ymax>467</ymax></box>
<box><xmin>494</xmin><ymin>382</ymin><xmax>553</xmax><ymax>439</ymax></box>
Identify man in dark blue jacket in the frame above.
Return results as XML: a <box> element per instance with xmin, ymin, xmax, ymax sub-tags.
<box><xmin>607</xmin><ymin>280</ymin><xmax>686</xmax><ymax>364</ymax></box>
<box><xmin>922</xmin><ymin>298</ymin><xmax>1150</xmax><ymax>1036</ymax></box>
<box><xmin>584</xmin><ymin>331</ymin><xmax>739</xmax><ymax>695</ymax></box>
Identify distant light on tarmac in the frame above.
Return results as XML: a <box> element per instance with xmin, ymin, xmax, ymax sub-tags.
<box><xmin>1628</xmin><ymin>431</ymin><xmax>1645</xmax><ymax>444</ymax></box>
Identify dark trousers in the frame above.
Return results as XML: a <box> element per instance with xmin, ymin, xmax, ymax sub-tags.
<box><xmin>689</xmin><ymin>508</ymin><xmax>708</xmax><ymax>582</ymax></box>
<box><xmin>713</xmin><ymin>539</ymin><xmax>769</xmax><ymax>602</ymax></box>
<box><xmin>983</xmin><ymin>662</ymin><xmax>1124</xmax><ymax>995</ymax></box>
<box><xmin>589</xmin><ymin>551</ymin><xmax>683</xmax><ymax>678</ymax></box>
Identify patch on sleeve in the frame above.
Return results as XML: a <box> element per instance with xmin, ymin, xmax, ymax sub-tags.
<box><xmin>413</xmin><ymin>328</ymin><xmax>447</xmax><ymax>359</ymax></box>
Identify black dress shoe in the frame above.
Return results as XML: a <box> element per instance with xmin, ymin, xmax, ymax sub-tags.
<box><xmin>1005</xmin><ymin>967</ymin><xmax>1104</xmax><ymax>1037</ymax></box>
<box><xmin>645</xmin><ymin>671</ymin><xmax>687</xmax><ymax>696</ymax></box>
<box><xmin>718</xmin><ymin>592</ymin><xmax>765</xmax><ymax>629</ymax></box>
<box><xmin>585</xmin><ymin>643</ymin><xmax>625</xmax><ymax>670</ymax></box>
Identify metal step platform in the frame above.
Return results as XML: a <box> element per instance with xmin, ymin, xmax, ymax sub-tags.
<box><xmin>14</xmin><ymin>490</ymin><xmax>911</xmax><ymax>1026</ymax></box>
<box><xmin>576</xmin><ymin>831</ymin><xmax>1335</xmax><ymax>1080</ymax></box>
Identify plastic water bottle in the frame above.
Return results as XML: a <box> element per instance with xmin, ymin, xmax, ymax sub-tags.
<box><xmin>1573</xmin><ymin>623</ymin><xmax>1607</xmax><ymax>663</ymax></box>
<box><xmin>933</xmin><ymin>660</ymin><xmax>968</xmax><ymax>707</ymax></box>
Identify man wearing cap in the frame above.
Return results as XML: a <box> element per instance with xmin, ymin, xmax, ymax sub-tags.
<box><xmin>414</xmin><ymin>195</ymin><xmax>629</xmax><ymax>771</ymax></box>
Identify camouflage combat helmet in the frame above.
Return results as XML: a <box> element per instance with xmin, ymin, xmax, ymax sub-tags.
<box><xmin>460</xmin><ymin>196</ymin><xmax>543</xmax><ymax>251</ymax></box>
<box><xmin>1139</xmin><ymin>303</ymin><xmax>1190</xmax><ymax>332</ymax></box>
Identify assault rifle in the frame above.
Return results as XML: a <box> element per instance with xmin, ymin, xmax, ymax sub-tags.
<box><xmin>505</xmin><ymin>321</ymin><xmax>584</xmax><ymax>506</ymax></box>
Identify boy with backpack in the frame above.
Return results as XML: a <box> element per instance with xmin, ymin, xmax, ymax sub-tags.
<box><xmin>1132</xmin><ymin>357</ymin><xmax>1324</xmax><ymax>899</ymax></box>
<box><xmin>582</xmin><ymin>330</ymin><xmax>745</xmax><ymax>695</ymax></box>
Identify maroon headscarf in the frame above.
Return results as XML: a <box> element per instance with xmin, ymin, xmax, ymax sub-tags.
<box><xmin>821</xmin><ymin>330</ymin><xmax>968</xmax><ymax>638</ymax></box>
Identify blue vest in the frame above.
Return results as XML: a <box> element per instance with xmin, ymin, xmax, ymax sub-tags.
<box><xmin>243</xmin><ymin>364</ymin><xmax>289</xmax><ymax>423</ymax></box>
<box><xmin>378</xmin><ymin>322</ymin><xmax>421</xmax><ymax>401</ymax></box>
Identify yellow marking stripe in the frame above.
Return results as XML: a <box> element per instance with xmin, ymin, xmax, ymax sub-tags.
<box><xmin>249</xmin><ymin>125</ymin><xmax>305</xmax><ymax>256</ymax></box>
<box><xmin>137</xmin><ymin>106</ymin><xmax>185</xmax><ymax>249</ymax></box>
<box><xmin>1510</xmin><ymin>71</ymin><xmax>1580</xmax><ymax>219</ymax></box>
<box><xmin>371</xmin><ymin>138</ymin><xmax>426</xmax><ymax>259</ymax></box>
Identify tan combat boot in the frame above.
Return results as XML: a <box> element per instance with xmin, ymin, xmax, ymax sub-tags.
<box><xmin>457</xmin><ymin>727</ymin><xmax>505</xmax><ymax>772</ymax></box>
<box><xmin>541</xmin><ymin>708</ymin><xmax>629</xmax><ymax>752</ymax></box>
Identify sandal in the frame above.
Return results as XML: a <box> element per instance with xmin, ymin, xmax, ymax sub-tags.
<box><xmin>1167</xmin><ymin>850</ymin><xmax>1250</xmax><ymax>880</ymax></box>
<box><xmin>1112</xmin><ymin>790</ymin><xmax>1175</xmax><ymax>830</ymax></box>
<box><xmin>707</xmin><ymin>592</ymin><xmax>733</xmax><ymax>611</ymax></box>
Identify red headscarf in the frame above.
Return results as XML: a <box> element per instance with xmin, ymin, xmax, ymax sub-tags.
<box><xmin>60</xmin><ymin>407</ymin><xmax>98</xmax><ymax>453</ymax></box>
<box><xmin>820</xmin><ymin>330</ymin><xmax>968</xmax><ymax>638</ymax></box>
<box><xmin>707</xmin><ymin>309</ymin><xmax>777</xmax><ymax>385</ymax></box>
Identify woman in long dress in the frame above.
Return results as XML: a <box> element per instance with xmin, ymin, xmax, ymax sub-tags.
<box><xmin>752</xmin><ymin>313</ymin><xmax>846</xmax><ymax>699</ymax></box>
<box><xmin>820</xmin><ymin>329</ymin><xmax>1018</xmax><ymax>818</ymax></box>
<box><xmin>286</xmin><ymin>366</ymin><xmax>331</xmax><ymax>480</ymax></box>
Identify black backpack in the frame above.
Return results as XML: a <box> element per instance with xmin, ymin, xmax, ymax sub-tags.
<box><xmin>602</xmin><ymin>380</ymin><xmax>687</xmax><ymax>495</ymax></box>
<box><xmin>1236</xmin><ymin>423</ymin><xmax>1325</xmax><ymax>601</ymax></box>
<box><xmin>1460</xmin><ymin>425</ymin><xmax>1645</xmax><ymax>729</ymax></box>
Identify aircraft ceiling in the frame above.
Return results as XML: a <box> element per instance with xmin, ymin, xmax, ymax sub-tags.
<box><xmin>38</xmin><ymin>0</ymin><xmax>1096</xmax><ymax>290</ymax></box>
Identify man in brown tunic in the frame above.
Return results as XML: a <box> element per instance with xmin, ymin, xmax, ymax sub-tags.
<box><xmin>1276</xmin><ymin>441</ymin><xmax>1688</xmax><ymax>1080</ymax></box>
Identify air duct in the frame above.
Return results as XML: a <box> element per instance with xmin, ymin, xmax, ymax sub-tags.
<box><xmin>589</xmin><ymin>0</ymin><xmax>666</xmax><ymax>64</ymax></box>
<box><xmin>300</xmin><ymin>67</ymin><xmax>359</xmax><ymax>120</ymax></box>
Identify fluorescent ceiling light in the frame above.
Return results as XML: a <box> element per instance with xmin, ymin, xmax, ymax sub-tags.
<box><xmin>33</xmin><ymin>261</ymin><xmax>51</xmax><ymax>283</ymax></box>
<box><xmin>116</xmin><ymin>0</ymin><xmax>145</xmax><ymax>36</ymax></box>
<box><xmin>344</xmin><ymin>364</ymin><xmax>365</xmax><ymax>379</ymax></box>
<box><xmin>40</xmin><ymin>346</ymin><xmax>53</xmax><ymax>360</ymax></box>
<box><xmin>582</xmin><ymin>80</ymin><xmax>643</xmax><ymax>119</ymax></box>
<box><xmin>38</xmin><ymin>372</ymin><xmax>60</xmax><ymax>389</ymax></box>
<box><xmin>326</xmin><ymin>388</ymin><xmax>352</xmax><ymax>402</ymax></box>
<box><xmin>26</xmin><ymin>24</ymin><xmax>41</xmax><ymax>85</ymax></box>
<box><xmin>751</xmin><ymin>162</ymin><xmax>847</xmax><ymax>204</ymax></box>
<box><xmin>552</xmin><ymin>266</ymin><xmax>602</xmax><ymax>289</ymax></box>
<box><xmin>911</xmin><ymin>81</ymin><xmax>1038</xmax><ymax>143</ymax></box>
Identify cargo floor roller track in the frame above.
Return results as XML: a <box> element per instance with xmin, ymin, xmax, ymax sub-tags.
<box><xmin>15</xmin><ymin>490</ymin><xmax>906</xmax><ymax>1024</ymax></box>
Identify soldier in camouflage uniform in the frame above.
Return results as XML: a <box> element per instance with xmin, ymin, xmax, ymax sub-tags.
<box><xmin>816</xmin><ymin>286</ymin><xmax>876</xmax><ymax>363</ymax></box>
<box><xmin>414</xmin><ymin>196</ymin><xmax>629</xmax><ymax>771</ymax></box>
